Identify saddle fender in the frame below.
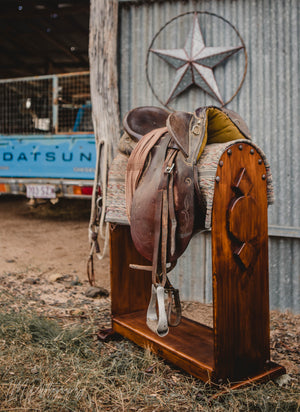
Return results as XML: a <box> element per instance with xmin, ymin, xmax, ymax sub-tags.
<box><xmin>129</xmin><ymin>134</ymin><xmax>197</xmax><ymax>263</ymax></box>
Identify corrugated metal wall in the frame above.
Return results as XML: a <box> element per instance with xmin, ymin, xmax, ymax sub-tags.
<box><xmin>118</xmin><ymin>0</ymin><xmax>299</xmax><ymax>312</ymax></box>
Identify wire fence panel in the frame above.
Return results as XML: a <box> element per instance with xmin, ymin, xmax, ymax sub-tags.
<box><xmin>0</xmin><ymin>78</ymin><xmax>53</xmax><ymax>135</ymax></box>
<box><xmin>0</xmin><ymin>72</ymin><xmax>92</xmax><ymax>135</ymax></box>
<box><xmin>57</xmin><ymin>73</ymin><xmax>93</xmax><ymax>133</ymax></box>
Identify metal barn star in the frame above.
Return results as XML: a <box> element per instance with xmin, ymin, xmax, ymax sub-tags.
<box><xmin>150</xmin><ymin>14</ymin><xmax>243</xmax><ymax>105</ymax></box>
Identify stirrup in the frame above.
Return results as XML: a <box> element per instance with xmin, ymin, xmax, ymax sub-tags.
<box><xmin>166</xmin><ymin>287</ymin><xmax>182</xmax><ymax>327</ymax></box>
<box><xmin>146</xmin><ymin>284</ymin><xmax>169</xmax><ymax>337</ymax></box>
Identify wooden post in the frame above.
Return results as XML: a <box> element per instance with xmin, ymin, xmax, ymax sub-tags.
<box><xmin>89</xmin><ymin>0</ymin><xmax>120</xmax><ymax>157</ymax></box>
<box><xmin>88</xmin><ymin>0</ymin><xmax>120</xmax><ymax>234</ymax></box>
<box><xmin>211</xmin><ymin>142</ymin><xmax>270</xmax><ymax>380</ymax></box>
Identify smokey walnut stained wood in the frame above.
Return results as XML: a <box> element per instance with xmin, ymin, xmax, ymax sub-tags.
<box><xmin>110</xmin><ymin>224</ymin><xmax>152</xmax><ymax>316</ymax></box>
<box><xmin>113</xmin><ymin>311</ymin><xmax>214</xmax><ymax>381</ymax></box>
<box><xmin>212</xmin><ymin>142</ymin><xmax>270</xmax><ymax>380</ymax></box>
<box><xmin>109</xmin><ymin>142</ymin><xmax>285</xmax><ymax>385</ymax></box>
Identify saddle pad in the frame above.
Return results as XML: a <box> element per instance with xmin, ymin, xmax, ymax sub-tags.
<box><xmin>105</xmin><ymin>140</ymin><xmax>274</xmax><ymax>229</ymax></box>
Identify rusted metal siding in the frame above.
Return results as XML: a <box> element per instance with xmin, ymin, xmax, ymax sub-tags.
<box><xmin>118</xmin><ymin>0</ymin><xmax>299</xmax><ymax>312</ymax></box>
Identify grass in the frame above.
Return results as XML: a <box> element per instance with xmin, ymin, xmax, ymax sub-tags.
<box><xmin>0</xmin><ymin>308</ymin><xmax>299</xmax><ymax>412</ymax></box>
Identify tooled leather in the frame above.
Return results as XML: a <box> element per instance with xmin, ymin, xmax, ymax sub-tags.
<box><xmin>126</xmin><ymin>108</ymin><xmax>209</xmax><ymax>266</ymax></box>
<box><xmin>166</xmin><ymin>111</ymin><xmax>193</xmax><ymax>157</ymax></box>
<box><xmin>123</xmin><ymin>106</ymin><xmax>170</xmax><ymax>141</ymax></box>
<box><xmin>125</xmin><ymin>105</ymin><xmax>250</xmax><ymax>269</ymax></box>
<box><xmin>194</xmin><ymin>106</ymin><xmax>251</xmax><ymax>140</ymax></box>
<box><xmin>129</xmin><ymin>133</ymin><xmax>171</xmax><ymax>262</ymax></box>
<box><xmin>125</xmin><ymin>127</ymin><xmax>168</xmax><ymax>223</ymax></box>
<box><xmin>128</xmin><ymin>134</ymin><xmax>198</xmax><ymax>264</ymax></box>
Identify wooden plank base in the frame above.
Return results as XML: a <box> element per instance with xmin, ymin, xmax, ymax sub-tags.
<box><xmin>112</xmin><ymin>311</ymin><xmax>285</xmax><ymax>386</ymax></box>
<box><xmin>207</xmin><ymin>361</ymin><xmax>286</xmax><ymax>400</ymax></box>
<box><xmin>113</xmin><ymin>311</ymin><xmax>215</xmax><ymax>382</ymax></box>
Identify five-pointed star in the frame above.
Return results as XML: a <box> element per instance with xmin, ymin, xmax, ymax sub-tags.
<box><xmin>150</xmin><ymin>14</ymin><xmax>243</xmax><ymax>105</ymax></box>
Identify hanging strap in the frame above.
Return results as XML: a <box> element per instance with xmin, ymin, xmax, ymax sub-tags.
<box><xmin>151</xmin><ymin>149</ymin><xmax>177</xmax><ymax>285</ymax></box>
<box><xmin>146</xmin><ymin>148</ymin><xmax>181</xmax><ymax>337</ymax></box>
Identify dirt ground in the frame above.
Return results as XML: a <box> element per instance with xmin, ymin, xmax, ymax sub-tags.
<box><xmin>0</xmin><ymin>195</ymin><xmax>214</xmax><ymax>325</ymax></box>
<box><xmin>0</xmin><ymin>195</ymin><xmax>110</xmax><ymax>290</ymax></box>
<box><xmin>0</xmin><ymin>195</ymin><xmax>299</xmax><ymax>383</ymax></box>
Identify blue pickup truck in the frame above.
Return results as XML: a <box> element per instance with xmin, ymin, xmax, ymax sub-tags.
<box><xmin>0</xmin><ymin>72</ymin><xmax>95</xmax><ymax>200</ymax></box>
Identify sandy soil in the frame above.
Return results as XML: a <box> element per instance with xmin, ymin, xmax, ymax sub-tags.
<box><xmin>0</xmin><ymin>196</ymin><xmax>214</xmax><ymax>326</ymax></box>
<box><xmin>0</xmin><ymin>196</ymin><xmax>110</xmax><ymax>290</ymax></box>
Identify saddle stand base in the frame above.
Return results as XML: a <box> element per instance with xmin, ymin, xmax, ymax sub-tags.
<box><xmin>109</xmin><ymin>224</ymin><xmax>285</xmax><ymax>387</ymax></box>
<box><xmin>109</xmin><ymin>143</ymin><xmax>285</xmax><ymax>387</ymax></box>
<box><xmin>113</xmin><ymin>311</ymin><xmax>285</xmax><ymax>385</ymax></box>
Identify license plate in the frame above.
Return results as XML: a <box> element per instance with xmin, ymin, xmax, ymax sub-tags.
<box><xmin>26</xmin><ymin>184</ymin><xmax>56</xmax><ymax>199</ymax></box>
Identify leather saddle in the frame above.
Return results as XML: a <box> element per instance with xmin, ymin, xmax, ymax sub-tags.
<box><xmin>124</xmin><ymin>106</ymin><xmax>250</xmax><ymax>336</ymax></box>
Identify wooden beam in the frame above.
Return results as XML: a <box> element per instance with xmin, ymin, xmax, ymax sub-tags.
<box><xmin>0</xmin><ymin>67</ymin><xmax>39</xmax><ymax>78</ymax></box>
<box><xmin>65</xmin><ymin>14</ymin><xmax>89</xmax><ymax>36</ymax></box>
<box><xmin>27</xmin><ymin>22</ymin><xmax>86</xmax><ymax>65</ymax></box>
<box><xmin>34</xmin><ymin>16</ymin><xmax>89</xmax><ymax>65</ymax></box>
<box><xmin>0</xmin><ymin>46</ymin><xmax>38</xmax><ymax>72</ymax></box>
<box><xmin>0</xmin><ymin>2</ymin><xmax>90</xmax><ymax>21</ymax></box>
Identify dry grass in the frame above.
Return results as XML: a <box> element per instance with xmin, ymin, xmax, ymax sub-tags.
<box><xmin>1</xmin><ymin>198</ymin><xmax>298</xmax><ymax>410</ymax></box>
<box><xmin>0</xmin><ymin>301</ymin><xmax>299</xmax><ymax>412</ymax></box>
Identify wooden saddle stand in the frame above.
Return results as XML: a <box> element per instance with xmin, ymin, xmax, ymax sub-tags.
<box><xmin>104</xmin><ymin>106</ymin><xmax>285</xmax><ymax>392</ymax></box>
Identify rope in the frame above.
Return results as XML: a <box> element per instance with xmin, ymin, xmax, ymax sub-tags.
<box><xmin>87</xmin><ymin>139</ymin><xmax>110</xmax><ymax>286</ymax></box>
<box><xmin>98</xmin><ymin>140</ymin><xmax>109</xmax><ymax>240</ymax></box>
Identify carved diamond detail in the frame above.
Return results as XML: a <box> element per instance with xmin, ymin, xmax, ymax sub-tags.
<box><xmin>228</xmin><ymin>168</ymin><xmax>259</xmax><ymax>271</ymax></box>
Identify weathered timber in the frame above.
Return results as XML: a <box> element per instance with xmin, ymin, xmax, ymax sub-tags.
<box><xmin>89</xmin><ymin>0</ymin><xmax>120</xmax><ymax>157</ymax></box>
<box><xmin>88</xmin><ymin>0</ymin><xmax>120</xmax><ymax>231</ymax></box>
